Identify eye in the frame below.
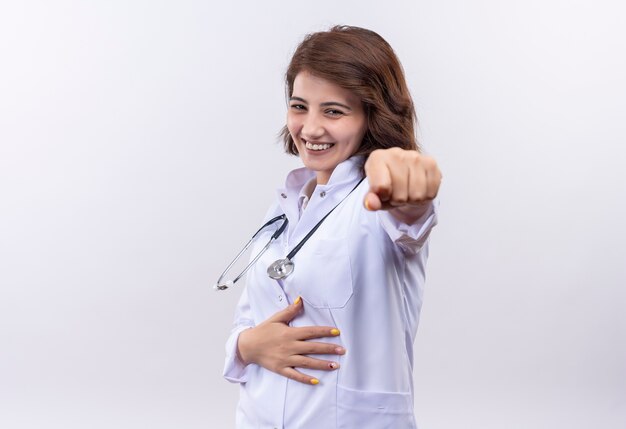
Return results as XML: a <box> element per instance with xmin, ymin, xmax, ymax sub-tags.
<box><xmin>325</xmin><ymin>109</ymin><xmax>344</xmax><ymax>117</ymax></box>
<box><xmin>290</xmin><ymin>104</ymin><xmax>307</xmax><ymax>111</ymax></box>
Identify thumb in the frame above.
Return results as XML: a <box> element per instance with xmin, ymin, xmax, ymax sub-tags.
<box><xmin>364</xmin><ymin>192</ymin><xmax>382</xmax><ymax>211</ymax></box>
<box><xmin>267</xmin><ymin>296</ymin><xmax>303</xmax><ymax>324</ymax></box>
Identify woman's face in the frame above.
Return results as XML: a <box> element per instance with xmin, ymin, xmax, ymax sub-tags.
<box><xmin>287</xmin><ymin>71</ymin><xmax>367</xmax><ymax>185</ymax></box>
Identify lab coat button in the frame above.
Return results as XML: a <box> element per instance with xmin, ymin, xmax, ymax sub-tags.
<box><xmin>320</xmin><ymin>191</ymin><xmax>326</xmax><ymax>198</ymax></box>
<box><xmin>278</xmin><ymin>295</ymin><xmax>283</xmax><ymax>302</ymax></box>
<box><xmin>281</xmin><ymin>193</ymin><xmax>287</xmax><ymax>198</ymax></box>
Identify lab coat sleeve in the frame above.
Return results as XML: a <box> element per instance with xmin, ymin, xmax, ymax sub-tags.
<box><xmin>377</xmin><ymin>199</ymin><xmax>439</xmax><ymax>254</ymax></box>
<box><xmin>223</xmin><ymin>286</ymin><xmax>255</xmax><ymax>384</ymax></box>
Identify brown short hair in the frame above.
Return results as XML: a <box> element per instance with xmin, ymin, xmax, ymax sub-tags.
<box><xmin>280</xmin><ymin>25</ymin><xmax>419</xmax><ymax>157</ymax></box>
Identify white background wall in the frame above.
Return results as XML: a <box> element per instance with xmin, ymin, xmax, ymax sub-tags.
<box><xmin>1</xmin><ymin>1</ymin><xmax>624</xmax><ymax>428</ymax></box>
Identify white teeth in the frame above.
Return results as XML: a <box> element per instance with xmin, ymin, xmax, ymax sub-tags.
<box><xmin>305</xmin><ymin>141</ymin><xmax>333</xmax><ymax>151</ymax></box>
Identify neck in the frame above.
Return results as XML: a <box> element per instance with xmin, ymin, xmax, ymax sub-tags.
<box><xmin>316</xmin><ymin>171</ymin><xmax>331</xmax><ymax>185</ymax></box>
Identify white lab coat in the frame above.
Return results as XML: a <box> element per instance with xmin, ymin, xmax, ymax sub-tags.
<box><xmin>223</xmin><ymin>156</ymin><xmax>438</xmax><ymax>429</ymax></box>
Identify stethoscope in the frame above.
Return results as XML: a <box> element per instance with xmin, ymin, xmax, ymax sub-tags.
<box><xmin>214</xmin><ymin>214</ymin><xmax>289</xmax><ymax>290</ymax></box>
<box><xmin>214</xmin><ymin>177</ymin><xmax>364</xmax><ymax>291</ymax></box>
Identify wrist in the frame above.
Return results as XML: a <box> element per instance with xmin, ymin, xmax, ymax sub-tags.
<box><xmin>236</xmin><ymin>327</ymin><xmax>255</xmax><ymax>366</ymax></box>
<box><xmin>389</xmin><ymin>201</ymin><xmax>431</xmax><ymax>225</ymax></box>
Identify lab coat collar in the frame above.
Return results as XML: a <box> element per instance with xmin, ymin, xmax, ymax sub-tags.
<box><xmin>281</xmin><ymin>155</ymin><xmax>365</xmax><ymax>194</ymax></box>
<box><xmin>275</xmin><ymin>156</ymin><xmax>366</xmax><ymax>245</ymax></box>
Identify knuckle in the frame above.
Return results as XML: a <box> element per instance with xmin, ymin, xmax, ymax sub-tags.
<box><xmin>410</xmin><ymin>158</ymin><xmax>423</xmax><ymax>171</ymax></box>
<box><xmin>365</xmin><ymin>150</ymin><xmax>382</xmax><ymax>166</ymax></box>
<box><xmin>371</xmin><ymin>181</ymin><xmax>392</xmax><ymax>195</ymax></box>
<box><xmin>424</xmin><ymin>156</ymin><xmax>437</xmax><ymax>168</ymax></box>
<box><xmin>302</xmin><ymin>327</ymin><xmax>320</xmax><ymax>340</ymax></box>
<box><xmin>411</xmin><ymin>190</ymin><xmax>426</xmax><ymax>201</ymax></box>
<box><xmin>298</xmin><ymin>327</ymin><xmax>313</xmax><ymax>339</ymax></box>
<box><xmin>316</xmin><ymin>361</ymin><xmax>330</xmax><ymax>371</ymax></box>
<box><xmin>315</xmin><ymin>328</ymin><xmax>329</xmax><ymax>338</ymax></box>
<box><xmin>316</xmin><ymin>327</ymin><xmax>329</xmax><ymax>337</ymax></box>
<box><xmin>427</xmin><ymin>186</ymin><xmax>439</xmax><ymax>199</ymax></box>
<box><xmin>392</xmin><ymin>195</ymin><xmax>408</xmax><ymax>205</ymax></box>
<box><xmin>306</xmin><ymin>344</ymin><xmax>321</xmax><ymax>354</ymax></box>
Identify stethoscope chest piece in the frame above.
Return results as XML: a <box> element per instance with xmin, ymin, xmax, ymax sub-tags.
<box><xmin>267</xmin><ymin>258</ymin><xmax>294</xmax><ymax>280</ymax></box>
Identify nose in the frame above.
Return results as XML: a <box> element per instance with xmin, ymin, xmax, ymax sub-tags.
<box><xmin>301</xmin><ymin>112</ymin><xmax>324</xmax><ymax>140</ymax></box>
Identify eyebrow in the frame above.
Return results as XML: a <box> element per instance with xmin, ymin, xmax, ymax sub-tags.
<box><xmin>289</xmin><ymin>97</ymin><xmax>353</xmax><ymax>111</ymax></box>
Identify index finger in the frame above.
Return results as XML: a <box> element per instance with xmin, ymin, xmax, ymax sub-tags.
<box><xmin>365</xmin><ymin>158</ymin><xmax>393</xmax><ymax>203</ymax></box>
<box><xmin>292</xmin><ymin>326</ymin><xmax>341</xmax><ymax>341</ymax></box>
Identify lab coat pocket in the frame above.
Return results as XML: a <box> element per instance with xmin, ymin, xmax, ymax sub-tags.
<box><xmin>336</xmin><ymin>384</ymin><xmax>416</xmax><ymax>429</ymax></box>
<box><xmin>295</xmin><ymin>237</ymin><xmax>353</xmax><ymax>309</ymax></box>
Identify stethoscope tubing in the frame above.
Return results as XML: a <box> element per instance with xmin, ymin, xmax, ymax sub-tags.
<box><xmin>214</xmin><ymin>176</ymin><xmax>364</xmax><ymax>290</ymax></box>
<box><xmin>214</xmin><ymin>214</ymin><xmax>288</xmax><ymax>290</ymax></box>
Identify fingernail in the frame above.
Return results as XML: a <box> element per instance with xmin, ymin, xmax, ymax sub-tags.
<box><xmin>335</xmin><ymin>347</ymin><xmax>345</xmax><ymax>354</ymax></box>
<box><xmin>294</xmin><ymin>296</ymin><xmax>302</xmax><ymax>305</ymax></box>
<box><xmin>329</xmin><ymin>362</ymin><xmax>339</xmax><ymax>370</ymax></box>
<box><xmin>330</xmin><ymin>328</ymin><xmax>340</xmax><ymax>336</ymax></box>
<box><xmin>364</xmin><ymin>198</ymin><xmax>371</xmax><ymax>211</ymax></box>
<box><xmin>310</xmin><ymin>378</ymin><xmax>320</xmax><ymax>385</ymax></box>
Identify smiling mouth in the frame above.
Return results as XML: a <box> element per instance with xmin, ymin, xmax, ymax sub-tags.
<box><xmin>304</xmin><ymin>140</ymin><xmax>334</xmax><ymax>151</ymax></box>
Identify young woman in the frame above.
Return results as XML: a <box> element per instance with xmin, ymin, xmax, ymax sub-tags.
<box><xmin>222</xmin><ymin>25</ymin><xmax>441</xmax><ymax>428</ymax></box>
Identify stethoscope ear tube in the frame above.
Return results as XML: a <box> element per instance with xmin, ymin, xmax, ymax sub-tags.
<box><xmin>270</xmin><ymin>214</ymin><xmax>289</xmax><ymax>240</ymax></box>
<box><xmin>214</xmin><ymin>214</ymin><xmax>289</xmax><ymax>291</ymax></box>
